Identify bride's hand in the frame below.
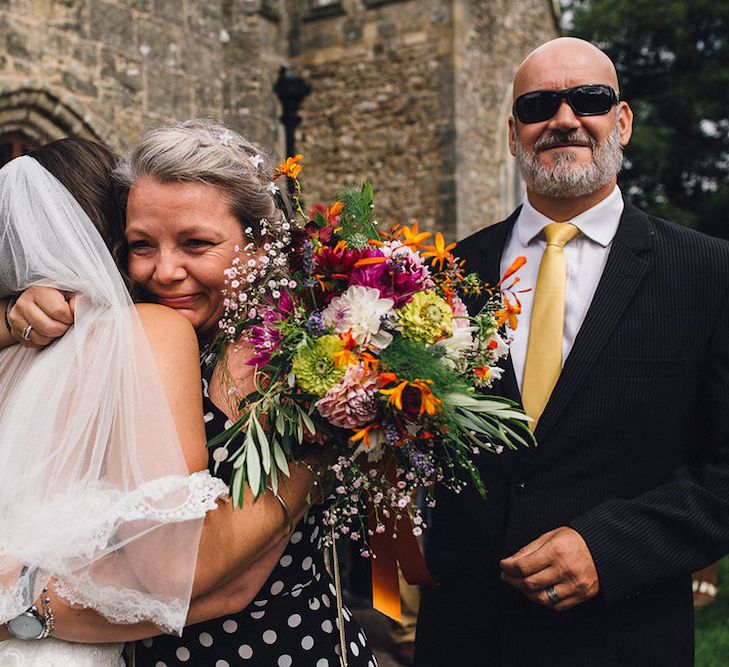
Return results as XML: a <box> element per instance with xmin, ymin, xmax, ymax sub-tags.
<box><xmin>7</xmin><ymin>286</ymin><xmax>74</xmax><ymax>348</ymax></box>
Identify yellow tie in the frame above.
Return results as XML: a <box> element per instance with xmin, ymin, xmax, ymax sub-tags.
<box><xmin>521</xmin><ymin>222</ymin><xmax>580</xmax><ymax>428</ymax></box>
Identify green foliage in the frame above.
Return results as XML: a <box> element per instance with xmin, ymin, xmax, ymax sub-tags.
<box><xmin>562</xmin><ymin>0</ymin><xmax>729</xmax><ymax>238</ymax></box>
<box><xmin>335</xmin><ymin>181</ymin><xmax>379</xmax><ymax>249</ymax></box>
<box><xmin>379</xmin><ymin>334</ymin><xmax>468</xmax><ymax>397</ymax></box>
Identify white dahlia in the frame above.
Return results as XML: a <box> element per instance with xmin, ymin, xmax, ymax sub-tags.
<box><xmin>323</xmin><ymin>285</ymin><xmax>394</xmax><ymax>349</ymax></box>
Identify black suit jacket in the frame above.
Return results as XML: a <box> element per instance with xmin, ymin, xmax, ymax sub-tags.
<box><xmin>415</xmin><ymin>202</ymin><xmax>729</xmax><ymax>666</ymax></box>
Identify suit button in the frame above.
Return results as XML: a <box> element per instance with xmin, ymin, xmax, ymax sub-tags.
<box><xmin>513</xmin><ymin>480</ymin><xmax>528</xmax><ymax>495</ymax></box>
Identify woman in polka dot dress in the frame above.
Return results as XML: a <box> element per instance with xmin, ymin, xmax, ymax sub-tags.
<box><xmin>134</xmin><ymin>354</ymin><xmax>378</xmax><ymax>667</ymax></box>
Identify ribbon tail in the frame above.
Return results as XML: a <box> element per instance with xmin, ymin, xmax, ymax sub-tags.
<box><xmin>395</xmin><ymin>513</ymin><xmax>435</xmax><ymax>587</ymax></box>
<box><xmin>369</xmin><ymin>505</ymin><xmax>401</xmax><ymax>621</ymax></box>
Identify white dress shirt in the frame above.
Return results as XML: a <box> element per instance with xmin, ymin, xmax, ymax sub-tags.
<box><xmin>500</xmin><ymin>186</ymin><xmax>624</xmax><ymax>390</ymax></box>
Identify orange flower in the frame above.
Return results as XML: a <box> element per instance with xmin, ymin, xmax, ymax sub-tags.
<box><xmin>494</xmin><ymin>295</ymin><xmax>521</xmax><ymax>330</ymax></box>
<box><xmin>327</xmin><ymin>200</ymin><xmax>343</xmax><ymax>219</ymax></box>
<box><xmin>411</xmin><ymin>379</ymin><xmax>442</xmax><ymax>416</ymax></box>
<box><xmin>359</xmin><ymin>351</ymin><xmax>379</xmax><ymax>372</ymax></box>
<box><xmin>332</xmin><ymin>347</ymin><xmax>357</xmax><ymax>368</ymax></box>
<box><xmin>380</xmin><ymin>380</ymin><xmax>409</xmax><ymax>410</ymax></box>
<box><xmin>354</xmin><ymin>255</ymin><xmax>388</xmax><ymax>268</ymax></box>
<box><xmin>273</xmin><ymin>153</ymin><xmax>303</xmax><ymax>180</ymax></box>
<box><xmin>379</xmin><ymin>371</ymin><xmax>398</xmax><ymax>386</ymax></box>
<box><xmin>349</xmin><ymin>423</ymin><xmax>380</xmax><ymax>448</ymax></box>
<box><xmin>421</xmin><ymin>232</ymin><xmax>457</xmax><ymax>271</ymax></box>
<box><xmin>474</xmin><ymin>366</ymin><xmax>492</xmax><ymax>382</ymax></box>
<box><xmin>340</xmin><ymin>329</ymin><xmax>357</xmax><ymax>350</ymax></box>
<box><xmin>498</xmin><ymin>256</ymin><xmax>527</xmax><ymax>286</ymax></box>
<box><xmin>393</xmin><ymin>222</ymin><xmax>432</xmax><ymax>248</ymax></box>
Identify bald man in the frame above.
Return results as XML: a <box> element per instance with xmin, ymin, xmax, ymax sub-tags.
<box><xmin>415</xmin><ymin>38</ymin><xmax>729</xmax><ymax>666</ymax></box>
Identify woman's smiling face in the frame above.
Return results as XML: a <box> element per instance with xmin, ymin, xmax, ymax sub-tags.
<box><xmin>126</xmin><ymin>176</ymin><xmax>244</xmax><ymax>341</ymax></box>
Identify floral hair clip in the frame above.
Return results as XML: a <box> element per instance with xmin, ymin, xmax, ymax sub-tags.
<box><xmin>218</xmin><ymin>130</ymin><xmax>235</xmax><ymax>146</ymax></box>
<box><xmin>250</xmin><ymin>154</ymin><xmax>264</xmax><ymax>169</ymax></box>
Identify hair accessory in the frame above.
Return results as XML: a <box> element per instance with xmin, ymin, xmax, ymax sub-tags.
<box><xmin>267</xmin><ymin>182</ymin><xmax>280</xmax><ymax>195</ymax></box>
<box><xmin>251</xmin><ymin>154</ymin><xmax>264</xmax><ymax>169</ymax></box>
<box><xmin>218</xmin><ymin>130</ymin><xmax>235</xmax><ymax>147</ymax></box>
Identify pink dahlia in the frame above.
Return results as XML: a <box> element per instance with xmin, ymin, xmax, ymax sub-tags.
<box><xmin>315</xmin><ymin>365</ymin><xmax>379</xmax><ymax>429</ymax></box>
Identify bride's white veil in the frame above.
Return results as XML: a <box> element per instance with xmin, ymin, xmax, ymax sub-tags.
<box><xmin>0</xmin><ymin>156</ymin><xmax>226</xmax><ymax>633</ymax></box>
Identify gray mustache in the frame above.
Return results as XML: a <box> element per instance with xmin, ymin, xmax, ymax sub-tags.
<box><xmin>535</xmin><ymin>131</ymin><xmax>596</xmax><ymax>151</ymax></box>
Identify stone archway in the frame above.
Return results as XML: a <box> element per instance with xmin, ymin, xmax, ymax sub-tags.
<box><xmin>0</xmin><ymin>87</ymin><xmax>103</xmax><ymax>145</ymax></box>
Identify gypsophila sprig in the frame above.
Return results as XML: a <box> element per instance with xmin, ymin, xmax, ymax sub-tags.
<box><xmin>209</xmin><ymin>154</ymin><xmax>533</xmax><ymax>556</ymax></box>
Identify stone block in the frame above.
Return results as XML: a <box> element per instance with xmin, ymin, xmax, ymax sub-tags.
<box><xmin>146</xmin><ymin>67</ymin><xmax>192</xmax><ymax>118</ymax></box>
<box><xmin>31</xmin><ymin>0</ymin><xmax>84</xmax><ymax>31</ymax></box>
<box><xmin>100</xmin><ymin>47</ymin><xmax>143</xmax><ymax>93</ymax></box>
<box><xmin>136</xmin><ymin>16</ymin><xmax>179</xmax><ymax>63</ymax></box>
<box><xmin>89</xmin><ymin>1</ymin><xmax>134</xmax><ymax>53</ymax></box>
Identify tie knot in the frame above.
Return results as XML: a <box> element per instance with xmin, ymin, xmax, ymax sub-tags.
<box><xmin>544</xmin><ymin>222</ymin><xmax>580</xmax><ymax>248</ymax></box>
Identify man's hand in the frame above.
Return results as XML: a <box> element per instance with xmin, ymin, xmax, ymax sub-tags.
<box><xmin>7</xmin><ymin>286</ymin><xmax>75</xmax><ymax>348</ymax></box>
<box><xmin>499</xmin><ymin>526</ymin><xmax>599</xmax><ymax>611</ymax></box>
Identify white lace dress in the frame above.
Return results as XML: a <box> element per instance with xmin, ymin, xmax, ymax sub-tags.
<box><xmin>0</xmin><ymin>638</ymin><xmax>124</xmax><ymax>666</ymax></box>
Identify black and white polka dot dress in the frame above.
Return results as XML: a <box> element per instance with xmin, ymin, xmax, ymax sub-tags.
<box><xmin>133</xmin><ymin>355</ymin><xmax>377</xmax><ymax>667</ymax></box>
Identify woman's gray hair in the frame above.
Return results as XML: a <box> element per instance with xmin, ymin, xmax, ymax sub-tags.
<box><xmin>115</xmin><ymin>119</ymin><xmax>288</xmax><ymax>240</ymax></box>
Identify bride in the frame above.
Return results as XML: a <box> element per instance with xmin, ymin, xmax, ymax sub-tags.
<box><xmin>0</xmin><ymin>143</ymin><xmax>314</xmax><ymax>664</ymax></box>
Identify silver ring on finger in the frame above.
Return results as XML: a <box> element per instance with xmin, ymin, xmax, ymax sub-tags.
<box><xmin>546</xmin><ymin>584</ymin><xmax>559</xmax><ymax>605</ymax></box>
<box><xmin>21</xmin><ymin>324</ymin><xmax>33</xmax><ymax>341</ymax></box>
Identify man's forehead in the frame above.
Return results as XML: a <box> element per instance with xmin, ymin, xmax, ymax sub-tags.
<box><xmin>513</xmin><ymin>39</ymin><xmax>618</xmax><ymax>98</ymax></box>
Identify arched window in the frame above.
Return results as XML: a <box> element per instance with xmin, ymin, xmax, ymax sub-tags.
<box><xmin>0</xmin><ymin>132</ymin><xmax>36</xmax><ymax>168</ymax></box>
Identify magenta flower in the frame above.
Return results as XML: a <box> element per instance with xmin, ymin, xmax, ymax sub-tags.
<box><xmin>246</xmin><ymin>291</ymin><xmax>295</xmax><ymax>366</ymax></box>
<box><xmin>349</xmin><ymin>246</ymin><xmax>430</xmax><ymax>307</ymax></box>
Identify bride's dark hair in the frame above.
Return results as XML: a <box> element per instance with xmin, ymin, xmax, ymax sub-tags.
<box><xmin>28</xmin><ymin>138</ymin><xmax>135</xmax><ymax>296</ymax></box>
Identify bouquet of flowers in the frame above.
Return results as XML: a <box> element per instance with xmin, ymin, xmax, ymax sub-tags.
<box><xmin>210</xmin><ymin>154</ymin><xmax>532</xmax><ymax>554</ymax></box>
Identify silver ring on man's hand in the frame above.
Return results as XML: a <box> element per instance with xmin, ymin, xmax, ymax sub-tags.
<box><xmin>546</xmin><ymin>585</ymin><xmax>559</xmax><ymax>605</ymax></box>
<box><xmin>20</xmin><ymin>324</ymin><xmax>33</xmax><ymax>341</ymax></box>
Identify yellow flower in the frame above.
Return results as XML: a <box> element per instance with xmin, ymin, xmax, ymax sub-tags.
<box><xmin>398</xmin><ymin>291</ymin><xmax>454</xmax><ymax>344</ymax></box>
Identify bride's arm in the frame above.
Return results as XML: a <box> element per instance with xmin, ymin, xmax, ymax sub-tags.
<box><xmin>0</xmin><ymin>304</ymin><xmax>318</xmax><ymax>642</ymax></box>
<box><xmin>137</xmin><ymin>304</ymin><xmax>317</xmax><ymax>596</ymax></box>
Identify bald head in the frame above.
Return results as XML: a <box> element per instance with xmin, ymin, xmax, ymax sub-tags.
<box><xmin>513</xmin><ymin>38</ymin><xmax>619</xmax><ymax>100</ymax></box>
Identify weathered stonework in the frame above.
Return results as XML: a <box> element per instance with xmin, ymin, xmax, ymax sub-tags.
<box><xmin>0</xmin><ymin>0</ymin><xmax>288</xmax><ymax>151</ymax></box>
<box><xmin>0</xmin><ymin>0</ymin><xmax>558</xmax><ymax>236</ymax></box>
<box><xmin>289</xmin><ymin>0</ymin><xmax>558</xmax><ymax>237</ymax></box>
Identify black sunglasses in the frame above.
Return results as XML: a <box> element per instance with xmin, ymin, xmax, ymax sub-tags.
<box><xmin>513</xmin><ymin>84</ymin><xmax>619</xmax><ymax>124</ymax></box>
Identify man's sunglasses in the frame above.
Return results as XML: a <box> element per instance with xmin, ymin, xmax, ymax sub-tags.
<box><xmin>513</xmin><ymin>84</ymin><xmax>619</xmax><ymax>124</ymax></box>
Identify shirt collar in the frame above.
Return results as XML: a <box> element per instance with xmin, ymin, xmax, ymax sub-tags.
<box><xmin>516</xmin><ymin>185</ymin><xmax>624</xmax><ymax>248</ymax></box>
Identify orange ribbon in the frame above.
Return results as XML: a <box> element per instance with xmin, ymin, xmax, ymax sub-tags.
<box><xmin>367</xmin><ymin>454</ymin><xmax>436</xmax><ymax>620</ymax></box>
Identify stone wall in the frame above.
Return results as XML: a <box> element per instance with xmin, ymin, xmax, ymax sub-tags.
<box><xmin>454</xmin><ymin>0</ymin><xmax>559</xmax><ymax>236</ymax></box>
<box><xmin>290</xmin><ymin>0</ymin><xmax>458</xmax><ymax>236</ymax></box>
<box><xmin>0</xmin><ymin>0</ymin><xmax>287</xmax><ymax>152</ymax></box>
<box><xmin>290</xmin><ymin>0</ymin><xmax>558</xmax><ymax>239</ymax></box>
<box><xmin>0</xmin><ymin>0</ymin><xmax>558</xmax><ymax>235</ymax></box>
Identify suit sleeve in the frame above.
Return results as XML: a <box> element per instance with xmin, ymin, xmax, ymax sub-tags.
<box><xmin>569</xmin><ymin>279</ymin><xmax>729</xmax><ymax>604</ymax></box>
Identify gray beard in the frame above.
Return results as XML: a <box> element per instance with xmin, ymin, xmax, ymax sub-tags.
<box><xmin>515</xmin><ymin>118</ymin><xmax>624</xmax><ymax>198</ymax></box>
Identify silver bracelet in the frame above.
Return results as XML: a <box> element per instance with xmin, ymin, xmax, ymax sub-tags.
<box><xmin>36</xmin><ymin>586</ymin><xmax>55</xmax><ymax>639</ymax></box>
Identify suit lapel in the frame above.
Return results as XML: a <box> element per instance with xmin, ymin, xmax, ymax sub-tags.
<box><xmin>534</xmin><ymin>201</ymin><xmax>654</xmax><ymax>441</ymax></box>
<box><xmin>471</xmin><ymin>210</ymin><xmax>521</xmax><ymax>403</ymax></box>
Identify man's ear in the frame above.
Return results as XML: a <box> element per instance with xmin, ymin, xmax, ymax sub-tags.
<box><xmin>508</xmin><ymin>116</ymin><xmax>517</xmax><ymax>157</ymax></box>
<box><xmin>617</xmin><ymin>101</ymin><xmax>633</xmax><ymax>147</ymax></box>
